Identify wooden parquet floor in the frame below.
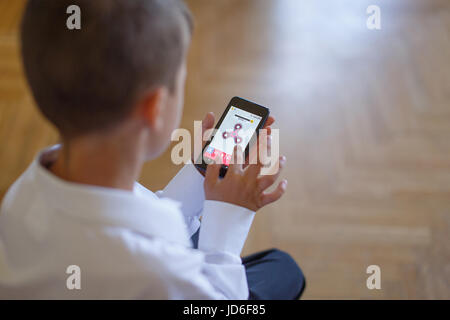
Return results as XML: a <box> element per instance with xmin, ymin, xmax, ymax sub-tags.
<box><xmin>0</xmin><ymin>0</ymin><xmax>449</xmax><ymax>299</ymax></box>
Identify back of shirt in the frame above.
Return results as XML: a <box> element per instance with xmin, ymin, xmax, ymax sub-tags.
<box><xmin>0</xmin><ymin>148</ymin><xmax>255</xmax><ymax>299</ymax></box>
<box><xmin>0</xmin><ymin>164</ymin><xmax>172</xmax><ymax>299</ymax></box>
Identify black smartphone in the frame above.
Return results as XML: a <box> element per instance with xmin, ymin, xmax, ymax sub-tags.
<box><xmin>195</xmin><ymin>96</ymin><xmax>270</xmax><ymax>177</ymax></box>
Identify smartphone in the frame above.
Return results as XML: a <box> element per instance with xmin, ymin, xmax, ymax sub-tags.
<box><xmin>195</xmin><ymin>96</ymin><xmax>270</xmax><ymax>177</ymax></box>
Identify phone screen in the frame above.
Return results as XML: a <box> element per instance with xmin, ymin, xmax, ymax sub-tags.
<box><xmin>203</xmin><ymin>106</ymin><xmax>263</xmax><ymax>165</ymax></box>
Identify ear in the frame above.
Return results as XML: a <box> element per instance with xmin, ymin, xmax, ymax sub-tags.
<box><xmin>140</xmin><ymin>87</ymin><xmax>168</xmax><ymax>131</ymax></box>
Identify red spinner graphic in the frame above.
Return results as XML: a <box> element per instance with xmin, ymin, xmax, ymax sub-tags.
<box><xmin>222</xmin><ymin>123</ymin><xmax>243</xmax><ymax>144</ymax></box>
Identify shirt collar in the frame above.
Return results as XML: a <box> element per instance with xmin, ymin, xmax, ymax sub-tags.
<box><xmin>31</xmin><ymin>145</ymin><xmax>190</xmax><ymax>247</ymax></box>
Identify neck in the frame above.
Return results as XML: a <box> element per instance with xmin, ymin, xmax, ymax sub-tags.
<box><xmin>50</xmin><ymin>127</ymin><xmax>147</xmax><ymax>191</ymax></box>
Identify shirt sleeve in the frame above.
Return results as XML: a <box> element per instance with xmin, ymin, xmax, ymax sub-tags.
<box><xmin>198</xmin><ymin>200</ymin><xmax>255</xmax><ymax>256</ymax></box>
<box><xmin>154</xmin><ymin>166</ymin><xmax>256</xmax><ymax>299</ymax></box>
<box><xmin>140</xmin><ymin>201</ymin><xmax>255</xmax><ymax>299</ymax></box>
<box><xmin>144</xmin><ymin>239</ymin><xmax>251</xmax><ymax>299</ymax></box>
<box><xmin>156</xmin><ymin>163</ymin><xmax>205</xmax><ymax>237</ymax></box>
<box><xmin>190</xmin><ymin>200</ymin><xmax>255</xmax><ymax>299</ymax></box>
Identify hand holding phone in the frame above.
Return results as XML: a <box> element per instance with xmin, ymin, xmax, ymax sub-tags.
<box><xmin>194</xmin><ymin>112</ymin><xmax>275</xmax><ymax>174</ymax></box>
<box><xmin>195</xmin><ymin>97</ymin><xmax>271</xmax><ymax>177</ymax></box>
<box><xmin>204</xmin><ymin>145</ymin><xmax>287</xmax><ymax>212</ymax></box>
<box><xmin>197</xmin><ymin>97</ymin><xmax>287</xmax><ymax>211</ymax></box>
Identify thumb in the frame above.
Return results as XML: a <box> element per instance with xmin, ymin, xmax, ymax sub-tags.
<box><xmin>205</xmin><ymin>163</ymin><xmax>220</xmax><ymax>188</ymax></box>
<box><xmin>202</xmin><ymin>112</ymin><xmax>215</xmax><ymax>137</ymax></box>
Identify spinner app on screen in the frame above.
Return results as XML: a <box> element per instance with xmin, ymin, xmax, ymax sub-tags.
<box><xmin>204</xmin><ymin>106</ymin><xmax>262</xmax><ymax>165</ymax></box>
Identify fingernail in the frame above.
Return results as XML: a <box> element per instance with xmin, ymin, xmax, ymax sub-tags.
<box><xmin>281</xmin><ymin>179</ymin><xmax>288</xmax><ymax>190</ymax></box>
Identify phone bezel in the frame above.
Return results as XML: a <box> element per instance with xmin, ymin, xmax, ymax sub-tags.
<box><xmin>195</xmin><ymin>96</ymin><xmax>270</xmax><ymax>177</ymax></box>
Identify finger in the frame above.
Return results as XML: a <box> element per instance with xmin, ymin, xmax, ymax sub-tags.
<box><xmin>193</xmin><ymin>113</ymin><xmax>215</xmax><ymax>164</ymax></box>
<box><xmin>244</xmin><ymin>116</ymin><xmax>274</xmax><ymax>167</ymax></box>
<box><xmin>245</xmin><ymin>162</ymin><xmax>263</xmax><ymax>179</ymax></box>
<box><xmin>202</xmin><ymin>112</ymin><xmax>215</xmax><ymax>133</ymax></box>
<box><xmin>263</xmin><ymin>116</ymin><xmax>275</xmax><ymax>129</ymax></box>
<box><xmin>247</xmin><ymin>139</ymin><xmax>270</xmax><ymax>174</ymax></box>
<box><xmin>245</xmin><ymin>141</ymin><xmax>257</xmax><ymax>167</ymax></box>
<box><xmin>259</xmin><ymin>179</ymin><xmax>288</xmax><ymax>207</ymax></box>
<box><xmin>205</xmin><ymin>163</ymin><xmax>221</xmax><ymax>187</ymax></box>
<box><xmin>247</xmin><ymin>129</ymin><xmax>270</xmax><ymax>166</ymax></box>
<box><xmin>202</xmin><ymin>112</ymin><xmax>215</xmax><ymax>146</ymax></box>
<box><xmin>257</xmin><ymin>156</ymin><xmax>286</xmax><ymax>192</ymax></box>
<box><xmin>245</xmin><ymin>126</ymin><xmax>271</xmax><ymax>168</ymax></box>
<box><xmin>229</xmin><ymin>145</ymin><xmax>244</xmax><ymax>173</ymax></box>
<box><xmin>258</xmin><ymin>133</ymin><xmax>273</xmax><ymax>167</ymax></box>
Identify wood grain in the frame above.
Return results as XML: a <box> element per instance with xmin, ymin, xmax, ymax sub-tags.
<box><xmin>0</xmin><ymin>0</ymin><xmax>449</xmax><ymax>299</ymax></box>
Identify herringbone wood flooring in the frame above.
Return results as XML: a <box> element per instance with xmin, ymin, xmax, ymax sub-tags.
<box><xmin>0</xmin><ymin>0</ymin><xmax>449</xmax><ymax>299</ymax></box>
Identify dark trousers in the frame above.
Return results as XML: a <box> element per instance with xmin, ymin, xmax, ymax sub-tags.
<box><xmin>190</xmin><ymin>229</ymin><xmax>306</xmax><ymax>300</ymax></box>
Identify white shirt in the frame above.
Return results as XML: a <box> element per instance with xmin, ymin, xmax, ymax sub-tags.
<box><xmin>0</xmin><ymin>145</ymin><xmax>255</xmax><ymax>299</ymax></box>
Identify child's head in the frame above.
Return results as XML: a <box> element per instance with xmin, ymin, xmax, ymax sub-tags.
<box><xmin>21</xmin><ymin>0</ymin><xmax>192</xmax><ymax>158</ymax></box>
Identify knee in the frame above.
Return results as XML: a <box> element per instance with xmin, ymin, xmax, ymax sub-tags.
<box><xmin>269</xmin><ymin>248</ymin><xmax>306</xmax><ymax>298</ymax></box>
<box><xmin>267</xmin><ymin>248</ymin><xmax>298</xmax><ymax>268</ymax></box>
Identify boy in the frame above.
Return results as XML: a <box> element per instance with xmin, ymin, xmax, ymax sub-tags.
<box><xmin>0</xmin><ymin>0</ymin><xmax>304</xmax><ymax>299</ymax></box>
